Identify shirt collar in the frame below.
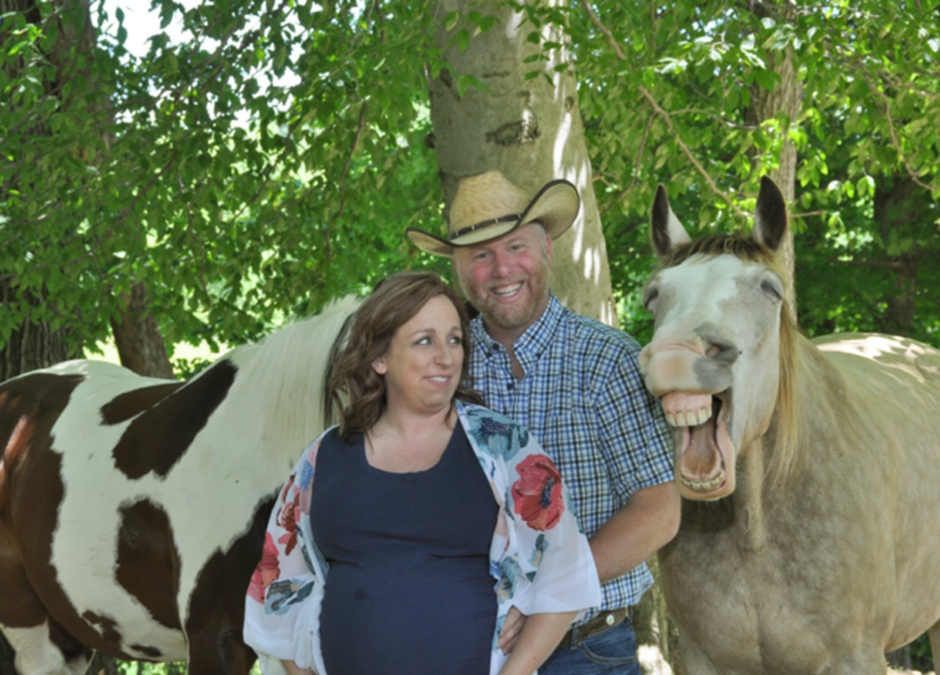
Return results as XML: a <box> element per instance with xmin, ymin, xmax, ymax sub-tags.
<box><xmin>470</xmin><ymin>292</ymin><xmax>564</xmax><ymax>360</ymax></box>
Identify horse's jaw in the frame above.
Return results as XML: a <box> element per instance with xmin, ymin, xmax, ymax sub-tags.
<box><xmin>661</xmin><ymin>391</ymin><xmax>736</xmax><ymax>501</ymax></box>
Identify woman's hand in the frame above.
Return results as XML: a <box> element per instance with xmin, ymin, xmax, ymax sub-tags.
<box><xmin>498</xmin><ymin>610</ymin><xmax>577</xmax><ymax>675</ymax></box>
<box><xmin>497</xmin><ymin>605</ymin><xmax>528</xmax><ymax>653</ymax></box>
<box><xmin>280</xmin><ymin>660</ymin><xmax>316</xmax><ymax>675</ymax></box>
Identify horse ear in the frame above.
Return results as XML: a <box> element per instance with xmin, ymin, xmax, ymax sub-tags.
<box><xmin>651</xmin><ymin>184</ymin><xmax>691</xmax><ymax>259</ymax></box>
<box><xmin>751</xmin><ymin>176</ymin><xmax>789</xmax><ymax>252</ymax></box>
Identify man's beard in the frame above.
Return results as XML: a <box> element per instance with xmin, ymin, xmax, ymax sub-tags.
<box><xmin>462</xmin><ymin>262</ymin><xmax>551</xmax><ymax>334</ymax></box>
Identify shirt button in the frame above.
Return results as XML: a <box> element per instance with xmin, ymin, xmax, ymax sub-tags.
<box><xmin>605</xmin><ymin>614</ymin><xmax>615</xmax><ymax>625</ymax></box>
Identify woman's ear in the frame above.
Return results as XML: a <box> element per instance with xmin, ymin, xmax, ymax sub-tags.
<box><xmin>372</xmin><ymin>358</ymin><xmax>387</xmax><ymax>375</ymax></box>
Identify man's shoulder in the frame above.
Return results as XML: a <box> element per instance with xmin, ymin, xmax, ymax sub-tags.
<box><xmin>561</xmin><ymin>306</ymin><xmax>643</xmax><ymax>353</ymax></box>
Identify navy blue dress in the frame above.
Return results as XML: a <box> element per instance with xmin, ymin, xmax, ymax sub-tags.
<box><xmin>311</xmin><ymin>425</ymin><xmax>499</xmax><ymax>674</ymax></box>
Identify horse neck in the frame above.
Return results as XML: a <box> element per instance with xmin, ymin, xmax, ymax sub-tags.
<box><xmin>226</xmin><ymin>297</ymin><xmax>358</xmax><ymax>468</ymax></box>
<box><xmin>729</xmin><ymin>332</ymin><xmax>841</xmax><ymax>549</ymax></box>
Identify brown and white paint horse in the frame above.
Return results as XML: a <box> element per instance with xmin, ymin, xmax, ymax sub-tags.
<box><xmin>0</xmin><ymin>297</ymin><xmax>359</xmax><ymax>675</ymax></box>
<box><xmin>640</xmin><ymin>177</ymin><xmax>940</xmax><ymax>674</ymax></box>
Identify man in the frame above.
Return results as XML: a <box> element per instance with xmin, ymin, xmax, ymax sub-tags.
<box><xmin>406</xmin><ymin>169</ymin><xmax>680</xmax><ymax>674</ymax></box>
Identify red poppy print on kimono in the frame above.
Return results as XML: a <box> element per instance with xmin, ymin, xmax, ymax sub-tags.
<box><xmin>247</xmin><ymin>531</ymin><xmax>281</xmax><ymax>602</ymax></box>
<box><xmin>512</xmin><ymin>454</ymin><xmax>564</xmax><ymax>531</ymax></box>
<box><xmin>276</xmin><ymin>475</ymin><xmax>300</xmax><ymax>555</ymax></box>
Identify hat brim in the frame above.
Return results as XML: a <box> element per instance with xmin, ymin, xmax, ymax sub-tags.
<box><xmin>406</xmin><ymin>179</ymin><xmax>580</xmax><ymax>257</ymax></box>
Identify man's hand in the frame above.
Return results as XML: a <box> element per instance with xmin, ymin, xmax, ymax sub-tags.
<box><xmin>497</xmin><ymin>605</ymin><xmax>528</xmax><ymax>653</ymax></box>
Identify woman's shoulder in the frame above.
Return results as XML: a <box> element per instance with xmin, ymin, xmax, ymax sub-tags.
<box><xmin>457</xmin><ymin>401</ymin><xmax>534</xmax><ymax>462</ymax></box>
<box><xmin>298</xmin><ymin>425</ymin><xmax>344</xmax><ymax>469</ymax></box>
<box><xmin>458</xmin><ymin>401</ymin><xmax>521</xmax><ymax>429</ymax></box>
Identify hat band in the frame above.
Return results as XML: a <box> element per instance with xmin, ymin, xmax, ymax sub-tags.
<box><xmin>450</xmin><ymin>214</ymin><xmax>520</xmax><ymax>241</ymax></box>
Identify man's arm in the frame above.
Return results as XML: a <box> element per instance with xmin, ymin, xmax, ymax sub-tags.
<box><xmin>497</xmin><ymin>481</ymin><xmax>679</xmax><ymax>654</ymax></box>
<box><xmin>589</xmin><ymin>481</ymin><xmax>680</xmax><ymax>583</ymax></box>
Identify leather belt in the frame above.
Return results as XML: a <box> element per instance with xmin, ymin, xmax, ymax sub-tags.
<box><xmin>556</xmin><ymin>607</ymin><xmax>632</xmax><ymax>650</ymax></box>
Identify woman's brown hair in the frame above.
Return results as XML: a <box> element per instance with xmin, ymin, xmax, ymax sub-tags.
<box><xmin>328</xmin><ymin>271</ymin><xmax>484</xmax><ymax>440</ymax></box>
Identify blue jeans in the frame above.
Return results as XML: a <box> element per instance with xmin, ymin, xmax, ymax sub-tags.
<box><xmin>539</xmin><ymin>620</ymin><xmax>640</xmax><ymax>675</ymax></box>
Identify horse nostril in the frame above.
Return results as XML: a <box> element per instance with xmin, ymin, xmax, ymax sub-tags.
<box><xmin>706</xmin><ymin>339</ymin><xmax>739</xmax><ymax>364</ymax></box>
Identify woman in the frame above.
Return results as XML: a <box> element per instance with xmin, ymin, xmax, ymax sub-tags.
<box><xmin>244</xmin><ymin>271</ymin><xmax>600</xmax><ymax>675</ymax></box>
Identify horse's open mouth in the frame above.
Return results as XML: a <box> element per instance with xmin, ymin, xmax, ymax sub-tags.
<box><xmin>661</xmin><ymin>391</ymin><xmax>734</xmax><ymax>500</ymax></box>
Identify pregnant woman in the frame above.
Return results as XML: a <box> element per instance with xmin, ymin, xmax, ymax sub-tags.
<box><xmin>244</xmin><ymin>271</ymin><xmax>600</xmax><ymax>675</ymax></box>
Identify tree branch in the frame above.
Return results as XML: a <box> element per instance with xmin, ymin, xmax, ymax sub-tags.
<box><xmin>857</xmin><ymin>68</ymin><xmax>933</xmax><ymax>191</ymax></box>
<box><xmin>601</xmin><ymin>112</ymin><xmax>654</xmax><ymax>217</ymax></box>
<box><xmin>790</xmin><ymin>209</ymin><xmax>826</xmax><ymax>220</ymax></box>
<box><xmin>580</xmin><ymin>0</ymin><xmax>747</xmax><ymax>218</ymax></box>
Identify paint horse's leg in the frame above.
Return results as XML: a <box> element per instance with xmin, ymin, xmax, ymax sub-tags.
<box><xmin>183</xmin><ymin>560</ymin><xmax>258</xmax><ymax>675</ymax></box>
<box><xmin>182</xmin><ymin>496</ymin><xmax>275</xmax><ymax>675</ymax></box>
<box><xmin>0</xmin><ymin>623</ymin><xmax>91</xmax><ymax>675</ymax></box>
<box><xmin>185</xmin><ymin>630</ymin><xmax>256</xmax><ymax>675</ymax></box>
<box><xmin>0</xmin><ymin>543</ymin><xmax>92</xmax><ymax>675</ymax></box>
<box><xmin>184</xmin><ymin>610</ymin><xmax>256</xmax><ymax>675</ymax></box>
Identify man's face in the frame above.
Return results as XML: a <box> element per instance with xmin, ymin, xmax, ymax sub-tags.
<box><xmin>453</xmin><ymin>223</ymin><xmax>553</xmax><ymax>340</ymax></box>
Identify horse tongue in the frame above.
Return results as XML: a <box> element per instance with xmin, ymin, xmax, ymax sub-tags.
<box><xmin>681</xmin><ymin>417</ymin><xmax>722</xmax><ymax>482</ymax></box>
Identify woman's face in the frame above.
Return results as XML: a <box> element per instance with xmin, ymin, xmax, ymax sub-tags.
<box><xmin>372</xmin><ymin>295</ymin><xmax>464</xmax><ymax>416</ymax></box>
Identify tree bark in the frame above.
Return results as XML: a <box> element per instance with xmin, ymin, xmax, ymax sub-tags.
<box><xmin>0</xmin><ymin>1</ymin><xmax>79</xmax><ymax>384</ymax></box>
<box><xmin>110</xmin><ymin>282</ymin><xmax>175</xmax><ymax>378</ymax></box>
<box><xmin>874</xmin><ymin>176</ymin><xmax>924</xmax><ymax>336</ymax></box>
<box><xmin>428</xmin><ymin>0</ymin><xmax>615</xmax><ymax>324</ymax></box>
<box><xmin>746</xmin><ymin>0</ymin><xmax>803</xmax><ymax>313</ymax></box>
<box><xmin>0</xmin><ymin>283</ymin><xmax>76</xmax><ymax>382</ymax></box>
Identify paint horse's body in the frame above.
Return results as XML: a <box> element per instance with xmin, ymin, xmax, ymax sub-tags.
<box><xmin>0</xmin><ymin>297</ymin><xmax>358</xmax><ymax>675</ymax></box>
<box><xmin>640</xmin><ymin>178</ymin><xmax>940</xmax><ymax>674</ymax></box>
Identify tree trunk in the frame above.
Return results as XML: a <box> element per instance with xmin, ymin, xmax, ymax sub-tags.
<box><xmin>0</xmin><ymin>1</ymin><xmax>165</xmax><ymax>672</ymax></box>
<box><xmin>50</xmin><ymin>0</ymin><xmax>174</xmax><ymax>379</ymax></box>
<box><xmin>0</xmin><ymin>0</ymin><xmax>80</xmax><ymax>384</ymax></box>
<box><xmin>429</xmin><ymin>3</ymin><xmax>666</xmax><ymax>670</ymax></box>
<box><xmin>428</xmin><ymin>0</ymin><xmax>615</xmax><ymax>324</ymax></box>
<box><xmin>0</xmin><ymin>282</ymin><xmax>76</xmax><ymax>381</ymax></box>
<box><xmin>746</xmin><ymin>0</ymin><xmax>803</xmax><ymax>313</ymax></box>
<box><xmin>0</xmin><ymin>0</ymin><xmax>173</xmax><ymax>383</ymax></box>
<box><xmin>110</xmin><ymin>282</ymin><xmax>175</xmax><ymax>378</ymax></box>
<box><xmin>874</xmin><ymin>176</ymin><xmax>924</xmax><ymax>336</ymax></box>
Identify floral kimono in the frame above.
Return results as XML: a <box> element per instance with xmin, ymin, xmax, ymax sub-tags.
<box><xmin>243</xmin><ymin>401</ymin><xmax>601</xmax><ymax>675</ymax></box>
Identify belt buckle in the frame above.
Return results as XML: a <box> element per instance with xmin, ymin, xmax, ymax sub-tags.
<box><xmin>584</xmin><ymin>610</ymin><xmax>618</xmax><ymax>641</ymax></box>
<box><xmin>565</xmin><ymin>607</ymin><xmax>627</xmax><ymax>649</ymax></box>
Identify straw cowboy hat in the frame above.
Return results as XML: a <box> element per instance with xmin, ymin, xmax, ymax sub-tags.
<box><xmin>406</xmin><ymin>170</ymin><xmax>581</xmax><ymax>256</ymax></box>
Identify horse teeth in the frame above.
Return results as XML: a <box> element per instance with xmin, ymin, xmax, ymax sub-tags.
<box><xmin>681</xmin><ymin>469</ymin><xmax>725</xmax><ymax>493</ymax></box>
<box><xmin>666</xmin><ymin>406</ymin><xmax>713</xmax><ymax>428</ymax></box>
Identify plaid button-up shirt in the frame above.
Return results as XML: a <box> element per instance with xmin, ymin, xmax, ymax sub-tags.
<box><xmin>467</xmin><ymin>294</ymin><xmax>674</xmax><ymax>621</ymax></box>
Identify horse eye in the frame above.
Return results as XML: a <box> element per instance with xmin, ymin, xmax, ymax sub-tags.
<box><xmin>644</xmin><ymin>288</ymin><xmax>659</xmax><ymax>309</ymax></box>
<box><xmin>760</xmin><ymin>279</ymin><xmax>783</xmax><ymax>300</ymax></box>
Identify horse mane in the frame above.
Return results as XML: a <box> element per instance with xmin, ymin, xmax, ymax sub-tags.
<box><xmin>655</xmin><ymin>233</ymin><xmax>802</xmax><ymax>492</ymax></box>
<box><xmin>224</xmin><ymin>295</ymin><xmax>361</xmax><ymax>464</ymax></box>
